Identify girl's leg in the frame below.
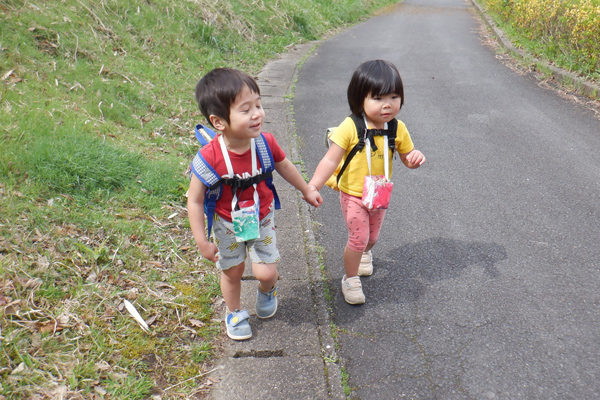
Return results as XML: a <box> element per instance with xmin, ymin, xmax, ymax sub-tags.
<box><xmin>343</xmin><ymin>245</ymin><xmax>363</xmax><ymax>278</ymax></box>
<box><xmin>221</xmin><ymin>262</ymin><xmax>245</xmax><ymax>311</ymax></box>
<box><xmin>365</xmin><ymin>209</ymin><xmax>386</xmax><ymax>252</ymax></box>
<box><xmin>340</xmin><ymin>192</ymin><xmax>371</xmax><ymax>278</ymax></box>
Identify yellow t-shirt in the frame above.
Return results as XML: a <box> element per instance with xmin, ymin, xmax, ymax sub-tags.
<box><xmin>330</xmin><ymin>116</ymin><xmax>414</xmax><ymax>197</ymax></box>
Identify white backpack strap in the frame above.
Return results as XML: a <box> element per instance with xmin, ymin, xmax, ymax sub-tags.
<box><xmin>363</xmin><ymin>116</ymin><xmax>390</xmax><ymax>179</ymax></box>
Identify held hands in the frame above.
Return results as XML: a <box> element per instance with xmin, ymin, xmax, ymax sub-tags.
<box><xmin>404</xmin><ymin>149</ymin><xmax>426</xmax><ymax>169</ymax></box>
<box><xmin>302</xmin><ymin>184</ymin><xmax>323</xmax><ymax>207</ymax></box>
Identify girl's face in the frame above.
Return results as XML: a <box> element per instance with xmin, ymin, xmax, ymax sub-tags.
<box><xmin>362</xmin><ymin>93</ymin><xmax>401</xmax><ymax>129</ymax></box>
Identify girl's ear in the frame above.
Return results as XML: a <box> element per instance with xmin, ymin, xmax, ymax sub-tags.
<box><xmin>209</xmin><ymin>115</ymin><xmax>226</xmax><ymax>131</ymax></box>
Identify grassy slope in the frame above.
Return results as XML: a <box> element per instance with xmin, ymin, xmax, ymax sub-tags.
<box><xmin>478</xmin><ymin>0</ymin><xmax>600</xmax><ymax>85</ymax></box>
<box><xmin>0</xmin><ymin>0</ymin><xmax>398</xmax><ymax>398</ymax></box>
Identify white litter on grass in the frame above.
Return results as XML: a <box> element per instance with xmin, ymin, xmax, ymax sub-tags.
<box><xmin>123</xmin><ymin>300</ymin><xmax>150</xmax><ymax>333</ymax></box>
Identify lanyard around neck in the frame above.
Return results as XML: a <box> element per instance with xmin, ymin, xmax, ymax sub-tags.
<box><xmin>364</xmin><ymin>116</ymin><xmax>390</xmax><ymax>179</ymax></box>
<box><xmin>218</xmin><ymin>135</ymin><xmax>259</xmax><ymax>209</ymax></box>
<box><xmin>218</xmin><ymin>135</ymin><xmax>259</xmax><ymax>177</ymax></box>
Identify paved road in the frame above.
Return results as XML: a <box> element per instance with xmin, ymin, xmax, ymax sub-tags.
<box><xmin>294</xmin><ymin>0</ymin><xmax>600</xmax><ymax>398</ymax></box>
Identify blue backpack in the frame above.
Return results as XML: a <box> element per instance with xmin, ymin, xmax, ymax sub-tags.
<box><xmin>190</xmin><ymin>124</ymin><xmax>281</xmax><ymax>237</ymax></box>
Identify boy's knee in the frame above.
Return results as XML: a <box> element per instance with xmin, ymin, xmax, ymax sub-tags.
<box><xmin>253</xmin><ymin>263</ymin><xmax>278</xmax><ymax>282</ymax></box>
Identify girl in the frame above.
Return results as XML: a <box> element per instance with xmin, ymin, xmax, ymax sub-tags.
<box><xmin>307</xmin><ymin>59</ymin><xmax>425</xmax><ymax>304</ymax></box>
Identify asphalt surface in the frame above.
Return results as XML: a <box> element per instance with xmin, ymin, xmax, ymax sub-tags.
<box><xmin>210</xmin><ymin>1</ymin><xmax>600</xmax><ymax>399</ymax></box>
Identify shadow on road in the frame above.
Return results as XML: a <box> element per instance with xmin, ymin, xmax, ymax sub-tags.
<box><xmin>332</xmin><ymin>237</ymin><xmax>507</xmax><ymax>322</ymax></box>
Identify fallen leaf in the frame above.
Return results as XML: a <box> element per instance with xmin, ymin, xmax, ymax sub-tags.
<box><xmin>2</xmin><ymin>300</ymin><xmax>21</xmax><ymax>316</ymax></box>
<box><xmin>94</xmin><ymin>386</ymin><xmax>107</xmax><ymax>396</ymax></box>
<box><xmin>11</xmin><ymin>362</ymin><xmax>26</xmax><ymax>375</ymax></box>
<box><xmin>95</xmin><ymin>361</ymin><xmax>112</xmax><ymax>372</ymax></box>
<box><xmin>189</xmin><ymin>319</ymin><xmax>205</xmax><ymax>328</ymax></box>
<box><xmin>155</xmin><ymin>282</ymin><xmax>174</xmax><ymax>290</ymax></box>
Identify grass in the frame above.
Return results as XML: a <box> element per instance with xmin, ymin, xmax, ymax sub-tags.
<box><xmin>0</xmin><ymin>0</ymin><xmax>400</xmax><ymax>398</ymax></box>
<box><xmin>478</xmin><ymin>0</ymin><xmax>600</xmax><ymax>84</ymax></box>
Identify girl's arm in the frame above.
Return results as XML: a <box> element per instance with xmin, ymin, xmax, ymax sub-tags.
<box><xmin>399</xmin><ymin>149</ymin><xmax>426</xmax><ymax>169</ymax></box>
<box><xmin>274</xmin><ymin>158</ymin><xmax>323</xmax><ymax>207</ymax></box>
<box><xmin>187</xmin><ymin>175</ymin><xmax>219</xmax><ymax>262</ymax></box>
<box><xmin>308</xmin><ymin>143</ymin><xmax>346</xmax><ymax>190</ymax></box>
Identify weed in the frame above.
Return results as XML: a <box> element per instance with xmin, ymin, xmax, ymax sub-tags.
<box><xmin>480</xmin><ymin>0</ymin><xmax>600</xmax><ymax>81</ymax></box>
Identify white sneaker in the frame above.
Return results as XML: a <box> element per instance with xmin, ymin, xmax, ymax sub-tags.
<box><xmin>358</xmin><ymin>250</ymin><xmax>373</xmax><ymax>276</ymax></box>
<box><xmin>341</xmin><ymin>275</ymin><xmax>365</xmax><ymax>304</ymax></box>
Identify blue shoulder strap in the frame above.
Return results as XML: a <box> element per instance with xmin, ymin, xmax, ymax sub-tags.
<box><xmin>191</xmin><ymin>124</ymin><xmax>220</xmax><ymax>237</ymax></box>
<box><xmin>195</xmin><ymin>124</ymin><xmax>216</xmax><ymax>146</ymax></box>
<box><xmin>255</xmin><ymin>133</ymin><xmax>281</xmax><ymax>210</ymax></box>
<box><xmin>190</xmin><ymin>151</ymin><xmax>222</xmax><ymax>238</ymax></box>
<box><xmin>190</xmin><ymin>129</ymin><xmax>281</xmax><ymax>239</ymax></box>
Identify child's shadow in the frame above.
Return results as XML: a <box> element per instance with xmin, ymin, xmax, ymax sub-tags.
<box><xmin>335</xmin><ymin>237</ymin><xmax>507</xmax><ymax>320</ymax></box>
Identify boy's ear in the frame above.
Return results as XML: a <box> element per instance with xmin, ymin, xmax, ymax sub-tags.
<box><xmin>209</xmin><ymin>115</ymin><xmax>226</xmax><ymax>131</ymax></box>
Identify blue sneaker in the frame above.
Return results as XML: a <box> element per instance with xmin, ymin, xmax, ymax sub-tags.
<box><xmin>256</xmin><ymin>286</ymin><xmax>278</xmax><ymax>319</ymax></box>
<box><xmin>226</xmin><ymin>309</ymin><xmax>252</xmax><ymax>340</ymax></box>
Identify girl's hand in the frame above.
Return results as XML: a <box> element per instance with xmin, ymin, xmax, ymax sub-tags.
<box><xmin>302</xmin><ymin>185</ymin><xmax>323</xmax><ymax>207</ymax></box>
<box><xmin>401</xmin><ymin>149</ymin><xmax>426</xmax><ymax>169</ymax></box>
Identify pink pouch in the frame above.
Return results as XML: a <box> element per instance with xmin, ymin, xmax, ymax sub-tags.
<box><xmin>362</xmin><ymin>175</ymin><xmax>393</xmax><ymax>210</ymax></box>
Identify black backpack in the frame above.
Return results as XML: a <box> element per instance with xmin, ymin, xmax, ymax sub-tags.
<box><xmin>325</xmin><ymin>114</ymin><xmax>397</xmax><ymax>191</ymax></box>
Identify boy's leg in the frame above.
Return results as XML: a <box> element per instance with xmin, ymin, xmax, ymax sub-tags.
<box><xmin>247</xmin><ymin>207</ymin><xmax>280</xmax><ymax>318</ymax></box>
<box><xmin>252</xmin><ymin>262</ymin><xmax>279</xmax><ymax>318</ymax></box>
<box><xmin>221</xmin><ymin>262</ymin><xmax>245</xmax><ymax>312</ymax></box>
<box><xmin>252</xmin><ymin>262</ymin><xmax>278</xmax><ymax>293</ymax></box>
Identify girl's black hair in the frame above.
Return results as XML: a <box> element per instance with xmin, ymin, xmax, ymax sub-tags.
<box><xmin>347</xmin><ymin>60</ymin><xmax>404</xmax><ymax>116</ymax></box>
<box><xmin>195</xmin><ymin>68</ymin><xmax>260</xmax><ymax>128</ymax></box>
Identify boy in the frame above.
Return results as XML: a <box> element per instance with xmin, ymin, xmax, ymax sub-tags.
<box><xmin>187</xmin><ymin>68</ymin><xmax>322</xmax><ymax>340</ymax></box>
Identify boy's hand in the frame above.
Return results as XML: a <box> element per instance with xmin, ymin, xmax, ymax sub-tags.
<box><xmin>302</xmin><ymin>185</ymin><xmax>323</xmax><ymax>207</ymax></box>
<box><xmin>198</xmin><ymin>241</ymin><xmax>219</xmax><ymax>263</ymax></box>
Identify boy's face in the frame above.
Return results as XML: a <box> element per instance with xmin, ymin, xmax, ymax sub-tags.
<box><xmin>212</xmin><ymin>85</ymin><xmax>264</xmax><ymax>141</ymax></box>
<box><xmin>362</xmin><ymin>93</ymin><xmax>401</xmax><ymax>129</ymax></box>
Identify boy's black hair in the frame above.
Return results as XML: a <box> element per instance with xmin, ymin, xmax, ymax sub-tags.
<box><xmin>347</xmin><ymin>60</ymin><xmax>404</xmax><ymax>117</ymax></box>
<box><xmin>195</xmin><ymin>68</ymin><xmax>261</xmax><ymax>128</ymax></box>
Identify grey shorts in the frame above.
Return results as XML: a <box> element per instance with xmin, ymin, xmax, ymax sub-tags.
<box><xmin>212</xmin><ymin>208</ymin><xmax>280</xmax><ymax>270</ymax></box>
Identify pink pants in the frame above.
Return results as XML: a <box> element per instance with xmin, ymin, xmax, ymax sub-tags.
<box><xmin>340</xmin><ymin>191</ymin><xmax>386</xmax><ymax>253</ymax></box>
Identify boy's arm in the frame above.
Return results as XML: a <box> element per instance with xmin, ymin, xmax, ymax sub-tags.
<box><xmin>307</xmin><ymin>143</ymin><xmax>346</xmax><ymax>190</ymax></box>
<box><xmin>274</xmin><ymin>158</ymin><xmax>322</xmax><ymax>207</ymax></box>
<box><xmin>187</xmin><ymin>174</ymin><xmax>219</xmax><ymax>262</ymax></box>
<box><xmin>399</xmin><ymin>149</ymin><xmax>426</xmax><ymax>169</ymax></box>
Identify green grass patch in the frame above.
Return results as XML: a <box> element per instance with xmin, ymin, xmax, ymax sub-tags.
<box><xmin>479</xmin><ymin>0</ymin><xmax>600</xmax><ymax>82</ymax></box>
<box><xmin>1</xmin><ymin>0</ymin><xmax>400</xmax><ymax>397</ymax></box>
